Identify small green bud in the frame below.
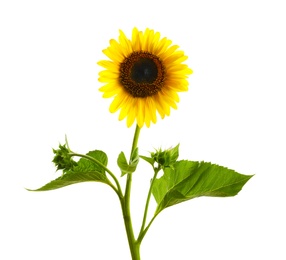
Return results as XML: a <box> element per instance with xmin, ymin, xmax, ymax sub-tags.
<box><xmin>52</xmin><ymin>144</ymin><xmax>77</xmax><ymax>173</ymax></box>
<box><xmin>151</xmin><ymin>144</ymin><xmax>179</xmax><ymax>168</ymax></box>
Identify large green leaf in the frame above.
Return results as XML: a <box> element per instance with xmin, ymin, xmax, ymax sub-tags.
<box><xmin>152</xmin><ymin>160</ymin><xmax>253</xmax><ymax>214</ymax></box>
<box><xmin>29</xmin><ymin>150</ymin><xmax>110</xmax><ymax>191</ymax></box>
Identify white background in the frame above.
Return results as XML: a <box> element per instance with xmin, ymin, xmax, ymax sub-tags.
<box><xmin>1</xmin><ymin>0</ymin><xmax>285</xmax><ymax>259</ymax></box>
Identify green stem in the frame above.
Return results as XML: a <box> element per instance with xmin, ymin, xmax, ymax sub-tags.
<box><xmin>130</xmin><ymin>125</ymin><xmax>141</xmax><ymax>156</ymax></box>
<box><xmin>137</xmin><ymin>167</ymin><xmax>160</xmax><ymax>241</ymax></box>
<box><xmin>137</xmin><ymin>213</ymin><xmax>158</xmax><ymax>243</ymax></box>
<box><xmin>120</xmin><ymin>198</ymin><xmax>141</xmax><ymax>259</ymax></box>
<box><xmin>122</xmin><ymin>125</ymin><xmax>141</xmax><ymax>259</ymax></box>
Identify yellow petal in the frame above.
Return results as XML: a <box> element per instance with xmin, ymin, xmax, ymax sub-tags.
<box><xmin>99</xmin><ymin>70</ymin><xmax>119</xmax><ymax>79</ymax></box>
<box><xmin>109</xmin><ymin>90</ymin><xmax>127</xmax><ymax>113</ymax></box>
<box><xmin>162</xmin><ymin>88</ymin><xmax>180</xmax><ymax>102</ymax></box>
<box><xmin>158</xmin><ymin>92</ymin><xmax>173</xmax><ymax>115</ymax></box>
<box><xmin>163</xmin><ymin>51</ymin><xmax>186</xmax><ymax>64</ymax></box>
<box><xmin>126</xmin><ymin>100</ymin><xmax>137</xmax><ymax>127</ymax></box>
<box><xmin>118</xmin><ymin>30</ymin><xmax>132</xmax><ymax>56</ymax></box>
<box><xmin>127</xmin><ymin>114</ymin><xmax>136</xmax><ymax>127</ymax></box>
<box><xmin>109</xmin><ymin>39</ymin><xmax>127</xmax><ymax>59</ymax></box>
<box><xmin>119</xmin><ymin>96</ymin><xmax>133</xmax><ymax>120</ymax></box>
<box><xmin>97</xmin><ymin>60</ymin><xmax>119</xmax><ymax>72</ymax></box>
<box><xmin>166</xmin><ymin>63</ymin><xmax>189</xmax><ymax>72</ymax></box>
<box><xmin>136</xmin><ymin>98</ymin><xmax>145</xmax><ymax>128</ymax></box>
<box><xmin>99</xmin><ymin>82</ymin><xmax>119</xmax><ymax>92</ymax></box>
<box><xmin>153</xmin><ymin>94</ymin><xmax>166</xmax><ymax>118</ymax></box>
<box><xmin>102</xmin><ymin>85</ymin><xmax>121</xmax><ymax>98</ymax></box>
<box><xmin>146</xmin><ymin>97</ymin><xmax>157</xmax><ymax>124</ymax></box>
<box><xmin>98</xmin><ymin>76</ymin><xmax>117</xmax><ymax>83</ymax></box>
<box><xmin>160</xmin><ymin>91</ymin><xmax>178</xmax><ymax>109</ymax></box>
<box><xmin>149</xmin><ymin>31</ymin><xmax>160</xmax><ymax>54</ymax></box>
<box><xmin>146</xmin><ymin>29</ymin><xmax>155</xmax><ymax>52</ymax></box>
<box><xmin>165</xmin><ymin>80</ymin><xmax>189</xmax><ymax>92</ymax></box>
<box><xmin>131</xmin><ymin>27</ymin><xmax>141</xmax><ymax>51</ymax></box>
<box><xmin>154</xmin><ymin>37</ymin><xmax>172</xmax><ymax>56</ymax></box>
<box><xmin>102</xmin><ymin>48</ymin><xmax>122</xmax><ymax>64</ymax></box>
<box><xmin>142</xmin><ymin>28</ymin><xmax>151</xmax><ymax>51</ymax></box>
<box><xmin>159</xmin><ymin>45</ymin><xmax>179</xmax><ymax>59</ymax></box>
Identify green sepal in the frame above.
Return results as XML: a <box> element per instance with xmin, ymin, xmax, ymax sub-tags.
<box><xmin>28</xmin><ymin>150</ymin><xmax>110</xmax><ymax>191</ymax></box>
<box><xmin>117</xmin><ymin>148</ymin><xmax>139</xmax><ymax>176</ymax></box>
<box><xmin>139</xmin><ymin>155</ymin><xmax>155</xmax><ymax>166</ymax></box>
<box><xmin>152</xmin><ymin>160</ymin><xmax>253</xmax><ymax>214</ymax></box>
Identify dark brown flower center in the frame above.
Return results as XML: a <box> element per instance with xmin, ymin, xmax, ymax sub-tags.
<box><xmin>119</xmin><ymin>51</ymin><xmax>165</xmax><ymax>98</ymax></box>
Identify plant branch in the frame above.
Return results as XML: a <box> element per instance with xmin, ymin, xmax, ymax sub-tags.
<box><xmin>137</xmin><ymin>213</ymin><xmax>159</xmax><ymax>244</ymax></box>
<box><xmin>69</xmin><ymin>152</ymin><xmax>123</xmax><ymax>198</ymax></box>
<box><xmin>137</xmin><ymin>166</ymin><xmax>160</xmax><ymax>240</ymax></box>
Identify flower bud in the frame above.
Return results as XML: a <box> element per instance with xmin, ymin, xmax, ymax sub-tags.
<box><xmin>151</xmin><ymin>144</ymin><xmax>179</xmax><ymax>168</ymax></box>
<box><xmin>52</xmin><ymin>144</ymin><xmax>77</xmax><ymax>173</ymax></box>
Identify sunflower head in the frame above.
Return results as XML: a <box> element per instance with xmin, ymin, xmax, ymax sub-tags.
<box><xmin>98</xmin><ymin>28</ymin><xmax>193</xmax><ymax>128</ymax></box>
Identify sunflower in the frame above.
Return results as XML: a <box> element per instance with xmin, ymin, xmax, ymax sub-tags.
<box><xmin>97</xmin><ymin>28</ymin><xmax>192</xmax><ymax>128</ymax></box>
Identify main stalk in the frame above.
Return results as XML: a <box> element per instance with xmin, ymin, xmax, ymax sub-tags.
<box><xmin>121</xmin><ymin>125</ymin><xmax>141</xmax><ymax>259</ymax></box>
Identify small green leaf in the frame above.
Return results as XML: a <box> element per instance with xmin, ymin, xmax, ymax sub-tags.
<box><xmin>152</xmin><ymin>160</ymin><xmax>253</xmax><ymax>214</ymax></box>
<box><xmin>29</xmin><ymin>150</ymin><xmax>110</xmax><ymax>191</ymax></box>
<box><xmin>117</xmin><ymin>150</ymin><xmax>138</xmax><ymax>176</ymax></box>
<box><xmin>140</xmin><ymin>155</ymin><xmax>155</xmax><ymax>166</ymax></box>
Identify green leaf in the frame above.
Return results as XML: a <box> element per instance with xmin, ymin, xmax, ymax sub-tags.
<box><xmin>29</xmin><ymin>150</ymin><xmax>110</xmax><ymax>191</ymax></box>
<box><xmin>117</xmin><ymin>149</ymin><xmax>139</xmax><ymax>176</ymax></box>
<box><xmin>152</xmin><ymin>160</ymin><xmax>253</xmax><ymax>214</ymax></box>
<box><xmin>140</xmin><ymin>155</ymin><xmax>155</xmax><ymax>166</ymax></box>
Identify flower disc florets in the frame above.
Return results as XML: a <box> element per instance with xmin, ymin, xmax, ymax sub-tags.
<box><xmin>120</xmin><ymin>51</ymin><xmax>165</xmax><ymax>98</ymax></box>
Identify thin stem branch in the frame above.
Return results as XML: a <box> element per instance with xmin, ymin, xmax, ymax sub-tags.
<box><xmin>137</xmin><ymin>213</ymin><xmax>159</xmax><ymax>244</ymax></box>
<box><xmin>137</xmin><ymin>166</ymin><xmax>160</xmax><ymax>240</ymax></box>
